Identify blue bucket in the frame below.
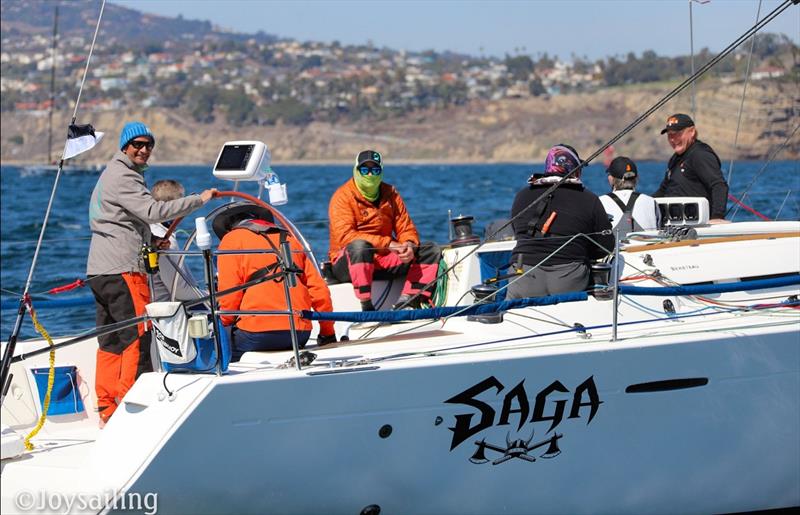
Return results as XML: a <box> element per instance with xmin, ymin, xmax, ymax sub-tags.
<box><xmin>162</xmin><ymin>320</ymin><xmax>231</xmax><ymax>373</ymax></box>
<box><xmin>32</xmin><ymin>365</ymin><xmax>85</xmax><ymax>415</ymax></box>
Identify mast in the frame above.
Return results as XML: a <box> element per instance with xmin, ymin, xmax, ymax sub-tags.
<box><xmin>689</xmin><ymin>0</ymin><xmax>696</xmax><ymax>118</ymax></box>
<box><xmin>688</xmin><ymin>0</ymin><xmax>710</xmax><ymax>119</ymax></box>
<box><xmin>47</xmin><ymin>6</ymin><xmax>59</xmax><ymax>165</ymax></box>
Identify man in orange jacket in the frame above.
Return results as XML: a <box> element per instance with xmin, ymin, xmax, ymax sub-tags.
<box><xmin>214</xmin><ymin>204</ymin><xmax>336</xmax><ymax>360</ymax></box>
<box><xmin>328</xmin><ymin>150</ymin><xmax>440</xmax><ymax>311</ymax></box>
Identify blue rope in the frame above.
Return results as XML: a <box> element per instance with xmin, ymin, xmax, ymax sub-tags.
<box><xmin>619</xmin><ymin>275</ymin><xmax>800</xmax><ymax>296</ymax></box>
<box><xmin>4</xmin><ymin>275</ymin><xmax>796</xmax><ymax>318</ymax></box>
<box><xmin>303</xmin><ymin>275</ymin><xmax>799</xmax><ymax>323</ymax></box>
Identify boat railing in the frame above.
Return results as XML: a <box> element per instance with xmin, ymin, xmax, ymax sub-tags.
<box><xmin>157</xmin><ymin>235</ymin><xmax>307</xmax><ymax>373</ymax></box>
<box><xmin>8</xmin><ymin>225</ymin><xmax>800</xmax><ymax>375</ymax></box>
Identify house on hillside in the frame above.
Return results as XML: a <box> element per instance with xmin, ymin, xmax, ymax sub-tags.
<box><xmin>751</xmin><ymin>66</ymin><xmax>785</xmax><ymax>80</ymax></box>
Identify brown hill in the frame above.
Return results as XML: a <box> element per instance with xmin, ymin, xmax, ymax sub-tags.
<box><xmin>2</xmin><ymin>79</ymin><xmax>796</xmax><ymax>166</ymax></box>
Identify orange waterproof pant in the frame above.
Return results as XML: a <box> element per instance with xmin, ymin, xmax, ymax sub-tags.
<box><xmin>89</xmin><ymin>273</ymin><xmax>151</xmax><ymax>422</ymax></box>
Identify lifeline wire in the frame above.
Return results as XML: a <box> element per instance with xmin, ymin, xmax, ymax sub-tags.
<box><xmin>395</xmin><ymin>0</ymin><xmax>796</xmax><ymax>311</ymax></box>
<box><xmin>728</xmin><ymin>122</ymin><xmax>800</xmax><ymax>219</ymax></box>
<box><xmin>20</xmin><ymin>0</ymin><xmax>106</xmax><ymax>297</ymax></box>
<box><xmin>726</xmin><ymin>0</ymin><xmax>763</xmax><ymax>185</ymax></box>
<box><xmin>487</xmin><ymin>0</ymin><xmax>795</xmax><ymax>241</ymax></box>
<box><xmin>357</xmin><ymin>231</ymin><xmax>610</xmax><ymax>341</ymax></box>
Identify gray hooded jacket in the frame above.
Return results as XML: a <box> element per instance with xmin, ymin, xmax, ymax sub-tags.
<box><xmin>87</xmin><ymin>151</ymin><xmax>203</xmax><ymax>275</ymax></box>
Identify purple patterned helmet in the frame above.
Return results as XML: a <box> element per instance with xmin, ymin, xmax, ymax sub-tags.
<box><xmin>544</xmin><ymin>144</ymin><xmax>581</xmax><ymax>177</ymax></box>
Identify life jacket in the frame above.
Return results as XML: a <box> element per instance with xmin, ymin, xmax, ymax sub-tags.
<box><xmin>216</xmin><ymin>219</ymin><xmax>335</xmax><ymax>335</ymax></box>
<box><xmin>525</xmin><ymin>192</ymin><xmax>555</xmax><ymax>238</ymax></box>
<box><xmin>234</xmin><ymin>219</ymin><xmax>292</xmax><ymax>286</ymax></box>
<box><xmin>607</xmin><ymin>191</ymin><xmax>642</xmax><ymax>238</ymax></box>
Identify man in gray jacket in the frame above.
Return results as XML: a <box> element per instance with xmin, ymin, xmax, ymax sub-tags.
<box><xmin>87</xmin><ymin>121</ymin><xmax>216</xmax><ymax>424</ymax></box>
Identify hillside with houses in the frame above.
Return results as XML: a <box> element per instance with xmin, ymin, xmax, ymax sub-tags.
<box><xmin>1</xmin><ymin>0</ymin><xmax>797</xmax><ymax>164</ymax></box>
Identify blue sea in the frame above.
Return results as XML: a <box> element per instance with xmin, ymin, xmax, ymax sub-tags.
<box><xmin>2</xmin><ymin>160</ymin><xmax>798</xmax><ymax>339</ymax></box>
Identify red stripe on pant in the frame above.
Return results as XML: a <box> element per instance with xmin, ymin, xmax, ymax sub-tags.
<box><xmin>92</xmin><ymin>272</ymin><xmax>151</xmax><ymax>423</ymax></box>
<box><xmin>401</xmin><ymin>261</ymin><xmax>439</xmax><ymax>298</ymax></box>
<box><xmin>336</xmin><ymin>245</ymin><xmax>440</xmax><ymax>301</ymax></box>
<box><xmin>345</xmin><ymin>251</ymin><xmax>403</xmax><ymax>301</ymax></box>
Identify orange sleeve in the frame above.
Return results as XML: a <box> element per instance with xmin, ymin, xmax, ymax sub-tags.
<box><xmin>390</xmin><ymin>189</ymin><xmax>420</xmax><ymax>246</ymax></box>
<box><xmin>216</xmin><ymin>233</ymin><xmax>245</xmax><ymax>327</ymax></box>
<box><xmin>297</xmin><ymin>240</ymin><xmax>335</xmax><ymax>336</ymax></box>
<box><xmin>329</xmin><ymin>183</ymin><xmax>392</xmax><ymax>259</ymax></box>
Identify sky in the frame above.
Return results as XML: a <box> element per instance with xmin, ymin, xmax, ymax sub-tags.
<box><xmin>110</xmin><ymin>0</ymin><xmax>799</xmax><ymax>61</ymax></box>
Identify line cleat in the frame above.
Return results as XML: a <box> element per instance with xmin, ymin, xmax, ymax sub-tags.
<box><xmin>280</xmin><ymin>351</ymin><xmax>318</xmax><ymax>369</ymax></box>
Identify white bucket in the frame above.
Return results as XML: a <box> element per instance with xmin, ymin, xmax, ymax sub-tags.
<box><xmin>268</xmin><ymin>183</ymin><xmax>288</xmax><ymax>206</ymax></box>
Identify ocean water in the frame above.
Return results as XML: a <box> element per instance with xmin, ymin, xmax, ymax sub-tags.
<box><xmin>2</xmin><ymin>160</ymin><xmax>798</xmax><ymax>339</ymax></box>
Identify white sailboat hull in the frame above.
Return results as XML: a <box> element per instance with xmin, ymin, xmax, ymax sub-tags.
<box><xmin>117</xmin><ymin>327</ymin><xmax>798</xmax><ymax>515</ymax></box>
<box><xmin>2</xmin><ymin>222</ymin><xmax>799</xmax><ymax>514</ymax></box>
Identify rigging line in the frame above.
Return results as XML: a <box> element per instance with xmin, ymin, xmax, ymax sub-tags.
<box><xmin>688</xmin><ymin>0</ymin><xmax>703</xmax><ymax>117</ymax></box>
<box><xmin>728</xmin><ymin>122</ymin><xmax>800</xmax><ymax>218</ymax></box>
<box><xmin>28</xmin><ymin>253</ymin><xmax>142</xmax><ymax>296</ymax></box>
<box><xmin>775</xmin><ymin>190</ymin><xmax>792</xmax><ymax>219</ymax></box>
<box><xmin>402</xmin><ymin>0</ymin><xmax>795</xmax><ymax>310</ymax></box>
<box><xmin>451</xmin><ymin>318</ymin><xmax>798</xmax><ymax>359</ymax></box>
<box><xmin>67</xmin><ymin>0</ymin><xmax>106</xmax><ymax>127</ymax></box>
<box><xmin>479</xmin><ymin>231</ymin><xmax>612</xmax><ymax>305</ymax></box>
<box><xmin>726</xmin><ymin>0</ymin><xmax>763</xmax><ymax>185</ymax></box>
<box><xmin>728</xmin><ymin>194</ymin><xmax>771</xmax><ymax>221</ymax></box>
<box><xmin>367</xmin><ymin>304</ymin><xmax>799</xmax><ymax>365</ymax></box>
<box><xmin>504</xmin><ymin>311</ymin><xmax>573</xmax><ymax>329</ymax></box>
<box><xmin>47</xmin><ymin>6</ymin><xmax>58</xmax><ymax>164</ymax></box>
<box><xmin>503</xmin><ymin>318</ymin><xmax>540</xmax><ymax>334</ymax></box>
<box><xmin>1</xmin><ymin>236</ymin><xmax>93</xmax><ymax>246</ymax></box>
<box><xmin>14</xmin><ymin>0</ymin><xmax>107</xmax><ymax>300</ymax></box>
<box><xmin>377</xmin><ymin>232</ymin><xmax>599</xmax><ymax>340</ymax></box>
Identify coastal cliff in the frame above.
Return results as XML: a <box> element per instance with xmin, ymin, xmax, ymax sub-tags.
<box><xmin>2</xmin><ymin>79</ymin><xmax>796</xmax><ymax>165</ymax></box>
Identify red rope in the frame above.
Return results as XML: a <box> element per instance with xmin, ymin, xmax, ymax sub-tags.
<box><xmin>727</xmin><ymin>193</ymin><xmax>770</xmax><ymax>221</ymax></box>
<box><xmin>47</xmin><ymin>278</ymin><xmax>85</xmax><ymax>294</ymax></box>
<box><xmin>40</xmin><ymin>193</ymin><xmax>274</xmax><ymax>299</ymax></box>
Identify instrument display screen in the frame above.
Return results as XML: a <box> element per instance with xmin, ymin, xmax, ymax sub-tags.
<box><xmin>215</xmin><ymin>144</ymin><xmax>253</xmax><ymax>171</ymax></box>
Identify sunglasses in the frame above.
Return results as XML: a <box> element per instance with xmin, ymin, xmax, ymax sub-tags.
<box><xmin>359</xmin><ymin>166</ymin><xmax>382</xmax><ymax>176</ymax></box>
<box><xmin>129</xmin><ymin>140</ymin><xmax>154</xmax><ymax>151</ymax></box>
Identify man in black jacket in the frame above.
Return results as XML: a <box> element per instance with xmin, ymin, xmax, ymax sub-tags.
<box><xmin>507</xmin><ymin>144</ymin><xmax>614</xmax><ymax>298</ymax></box>
<box><xmin>653</xmin><ymin>113</ymin><xmax>729</xmax><ymax>222</ymax></box>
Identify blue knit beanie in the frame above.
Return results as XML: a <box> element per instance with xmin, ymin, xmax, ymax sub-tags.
<box><xmin>119</xmin><ymin>121</ymin><xmax>155</xmax><ymax>150</ymax></box>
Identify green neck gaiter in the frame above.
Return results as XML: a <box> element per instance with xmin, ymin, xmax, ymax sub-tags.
<box><xmin>353</xmin><ymin>167</ymin><xmax>382</xmax><ymax>202</ymax></box>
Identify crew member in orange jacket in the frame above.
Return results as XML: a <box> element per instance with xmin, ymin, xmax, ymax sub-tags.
<box><xmin>214</xmin><ymin>204</ymin><xmax>336</xmax><ymax>360</ymax></box>
<box><xmin>328</xmin><ymin>150</ymin><xmax>440</xmax><ymax>311</ymax></box>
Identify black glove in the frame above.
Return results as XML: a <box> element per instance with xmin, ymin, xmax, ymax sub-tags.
<box><xmin>317</xmin><ymin>333</ymin><xmax>337</xmax><ymax>346</ymax></box>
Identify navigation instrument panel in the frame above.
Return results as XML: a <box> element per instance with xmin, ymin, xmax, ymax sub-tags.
<box><xmin>212</xmin><ymin>141</ymin><xmax>270</xmax><ymax>181</ymax></box>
